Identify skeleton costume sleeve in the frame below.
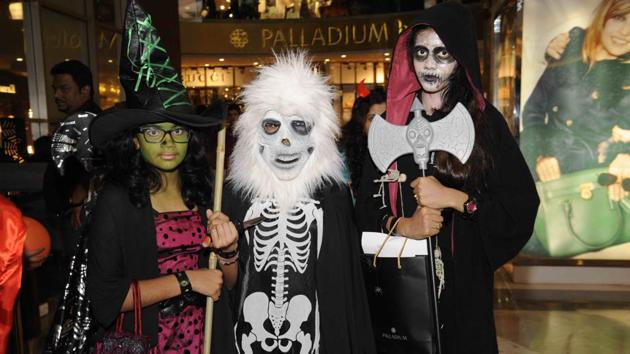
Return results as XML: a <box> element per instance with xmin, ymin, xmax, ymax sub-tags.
<box><xmin>219</xmin><ymin>51</ymin><xmax>375</xmax><ymax>354</ymax></box>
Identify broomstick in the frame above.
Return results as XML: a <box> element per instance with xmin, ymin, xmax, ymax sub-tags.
<box><xmin>204</xmin><ymin>122</ymin><xmax>227</xmax><ymax>354</ymax></box>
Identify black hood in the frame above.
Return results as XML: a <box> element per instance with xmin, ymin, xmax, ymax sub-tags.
<box><xmin>386</xmin><ymin>1</ymin><xmax>484</xmax><ymax>126</ymax></box>
<box><xmin>409</xmin><ymin>1</ymin><xmax>482</xmax><ymax>91</ymax></box>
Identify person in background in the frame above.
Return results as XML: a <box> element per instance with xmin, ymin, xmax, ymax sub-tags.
<box><xmin>340</xmin><ymin>86</ymin><xmax>386</xmax><ymax>198</ymax></box>
<box><xmin>226</xmin><ymin>103</ymin><xmax>241</xmax><ymax>168</ymax></box>
<box><xmin>0</xmin><ymin>195</ymin><xmax>27</xmax><ymax>354</ymax></box>
<box><xmin>44</xmin><ymin>60</ymin><xmax>102</xmax><ymax>260</ymax></box>
<box><xmin>0</xmin><ymin>195</ymin><xmax>50</xmax><ymax>353</ymax></box>
<box><xmin>51</xmin><ymin>60</ymin><xmax>101</xmax><ymax>116</ymax></box>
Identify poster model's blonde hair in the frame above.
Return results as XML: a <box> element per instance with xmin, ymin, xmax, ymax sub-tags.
<box><xmin>583</xmin><ymin>0</ymin><xmax>630</xmax><ymax>65</ymax></box>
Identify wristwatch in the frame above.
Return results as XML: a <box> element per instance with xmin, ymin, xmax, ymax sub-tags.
<box><xmin>174</xmin><ymin>271</ymin><xmax>193</xmax><ymax>295</ymax></box>
<box><xmin>463</xmin><ymin>195</ymin><xmax>479</xmax><ymax>216</ymax></box>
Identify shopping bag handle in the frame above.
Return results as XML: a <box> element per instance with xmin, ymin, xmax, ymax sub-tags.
<box><xmin>372</xmin><ymin>218</ymin><xmax>408</xmax><ymax>269</ymax></box>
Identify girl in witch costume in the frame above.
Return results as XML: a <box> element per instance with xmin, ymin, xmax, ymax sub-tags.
<box><xmin>217</xmin><ymin>52</ymin><xmax>375</xmax><ymax>354</ymax></box>
<box><xmin>355</xmin><ymin>2</ymin><xmax>539</xmax><ymax>354</ymax></box>
<box><xmin>86</xmin><ymin>1</ymin><xmax>237</xmax><ymax>352</ymax></box>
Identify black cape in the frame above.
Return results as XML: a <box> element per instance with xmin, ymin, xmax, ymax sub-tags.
<box><xmin>355</xmin><ymin>2</ymin><xmax>540</xmax><ymax>353</ymax></box>
<box><xmin>220</xmin><ymin>182</ymin><xmax>376</xmax><ymax>354</ymax></box>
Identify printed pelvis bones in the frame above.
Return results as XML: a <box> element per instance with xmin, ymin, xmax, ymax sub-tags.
<box><xmin>240</xmin><ymin>199</ymin><xmax>323</xmax><ymax>354</ymax></box>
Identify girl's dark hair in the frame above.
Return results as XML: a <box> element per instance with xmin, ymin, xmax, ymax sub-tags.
<box><xmin>99</xmin><ymin>127</ymin><xmax>212</xmax><ymax>209</ymax></box>
<box><xmin>341</xmin><ymin>87</ymin><xmax>386</xmax><ymax>194</ymax></box>
<box><xmin>407</xmin><ymin>25</ymin><xmax>492</xmax><ymax>190</ymax></box>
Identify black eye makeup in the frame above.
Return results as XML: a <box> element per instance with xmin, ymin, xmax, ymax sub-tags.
<box><xmin>414</xmin><ymin>46</ymin><xmax>429</xmax><ymax>61</ymax></box>
<box><xmin>262</xmin><ymin>119</ymin><xmax>281</xmax><ymax>135</ymax></box>
<box><xmin>291</xmin><ymin>120</ymin><xmax>312</xmax><ymax>136</ymax></box>
<box><xmin>413</xmin><ymin>45</ymin><xmax>455</xmax><ymax>64</ymax></box>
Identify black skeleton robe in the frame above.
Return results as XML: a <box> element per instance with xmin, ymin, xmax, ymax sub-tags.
<box><xmin>220</xmin><ymin>181</ymin><xmax>376</xmax><ymax>354</ymax></box>
<box><xmin>355</xmin><ymin>2</ymin><xmax>540</xmax><ymax>354</ymax></box>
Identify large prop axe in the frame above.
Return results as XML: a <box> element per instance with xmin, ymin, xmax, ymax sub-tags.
<box><xmin>368</xmin><ymin>98</ymin><xmax>475</xmax><ymax>172</ymax></box>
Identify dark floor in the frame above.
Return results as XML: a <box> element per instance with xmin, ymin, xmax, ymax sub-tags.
<box><xmin>10</xmin><ymin>260</ymin><xmax>630</xmax><ymax>353</ymax></box>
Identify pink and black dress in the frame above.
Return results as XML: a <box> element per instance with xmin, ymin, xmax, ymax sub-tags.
<box><xmin>150</xmin><ymin>210</ymin><xmax>206</xmax><ymax>354</ymax></box>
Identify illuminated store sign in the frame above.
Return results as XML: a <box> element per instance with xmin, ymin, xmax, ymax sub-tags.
<box><xmin>181</xmin><ymin>12</ymin><xmax>419</xmax><ymax>55</ymax></box>
<box><xmin>0</xmin><ymin>84</ymin><xmax>16</xmax><ymax>94</ymax></box>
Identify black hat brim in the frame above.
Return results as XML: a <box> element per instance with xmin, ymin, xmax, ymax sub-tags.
<box><xmin>90</xmin><ymin>106</ymin><xmax>223</xmax><ymax>148</ymax></box>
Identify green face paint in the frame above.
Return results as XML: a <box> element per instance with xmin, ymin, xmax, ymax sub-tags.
<box><xmin>136</xmin><ymin>122</ymin><xmax>189</xmax><ymax>171</ymax></box>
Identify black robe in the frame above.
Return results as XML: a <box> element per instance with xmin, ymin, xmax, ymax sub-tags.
<box><xmin>355</xmin><ymin>2</ymin><xmax>540</xmax><ymax>353</ymax></box>
<box><xmin>220</xmin><ymin>182</ymin><xmax>376</xmax><ymax>354</ymax></box>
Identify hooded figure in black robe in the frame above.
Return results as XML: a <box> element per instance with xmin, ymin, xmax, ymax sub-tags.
<box><xmin>355</xmin><ymin>2</ymin><xmax>540</xmax><ymax>353</ymax></box>
<box><xmin>218</xmin><ymin>51</ymin><xmax>376</xmax><ymax>354</ymax></box>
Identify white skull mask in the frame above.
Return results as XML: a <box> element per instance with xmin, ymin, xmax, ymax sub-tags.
<box><xmin>259</xmin><ymin>110</ymin><xmax>314</xmax><ymax>181</ymax></box>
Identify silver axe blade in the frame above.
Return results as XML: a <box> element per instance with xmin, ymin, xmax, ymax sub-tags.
<box><xmin>368</xmin><ymin>102</ymin><xmax>475</xmax><ymax>173</ymax></box>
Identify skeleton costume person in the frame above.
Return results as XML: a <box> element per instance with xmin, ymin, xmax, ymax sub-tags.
<box><xmin>355</xmin><ymin>2</ymin><xmax>539</xmax><ymax>354</ymax></box>
<box><xmin>219</xmin><ymin>52</ymin><xmax>375</xmax><ymax>354</ymax></box>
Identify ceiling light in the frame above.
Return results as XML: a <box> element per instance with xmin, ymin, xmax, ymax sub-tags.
<box><xmin>385</xmin><ymin>58</ymin><xmax>391</xmax><ymax>62</ymax></box>
<box><xmin>204</xmin><ymin>63</ymin><xmax>210</xmax><ymax>67</ymax></box>
<box><xmin>107</xmin><ymin>59</ymin><xmax>113</xmax><ymax>63</ymax></box>
<box><xmin>253</xmin><ymin>61</ymin><xmax>259</xmax><ymax>66</ymax></box>
<box><xmin>324</xmin><ymin>58</ymin><xmax>330</xmax><ymax>63</ymax></box>
<box><xmin>340</xmin><ymin>54</ymin><xmax>347</xmax><ymax>59</ymax></box>
<box><xmin>219</xmin><ymin>5</ymin><xmax>225</xmax><ymax>10</ymax></box>
<box><xmin>384</xmin><ymin>52</ymin><xmax>390</xmax><ymax>57</ymax></box>
<box><xmin>200</xmin><ymin>6</ymin><xmax>209</xmax><ymax>18</ymax></box>
<box><xmin>9</xmin><ymin>2</ymin><xmax>23</xmax><ymax>20</ymax></box>
<box><xmin>16</xmin><ymin>57</ymin><xmax>23</xmax><ymax>62</ymax></box>
<box><xmin>219</xmin><ymin>58</ymin><xmax>225</xmax><ymax>62</ymax></box>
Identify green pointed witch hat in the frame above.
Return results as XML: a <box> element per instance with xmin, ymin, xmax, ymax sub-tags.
<box><xmin>90</xmin><ymin>0</ymin><xmax>223</xmax><ymax>147</ymax></box>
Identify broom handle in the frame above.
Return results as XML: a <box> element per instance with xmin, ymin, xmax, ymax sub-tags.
<box><xmin>204</xmin><ymin>123</ymin><xmax>227</xmax><ymax>354</ymax></box>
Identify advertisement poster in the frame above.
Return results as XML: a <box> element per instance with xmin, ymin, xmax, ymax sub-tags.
<box><xmin>520</xmin><ymin>0</ymin><xmax>630</xmax><ymax>260</ymax></box>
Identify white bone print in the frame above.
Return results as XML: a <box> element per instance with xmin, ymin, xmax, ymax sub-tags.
<box><xmin>237</xmin><ymin>198</ymin><xmax>322</xmax><ymax>354</ymax></box>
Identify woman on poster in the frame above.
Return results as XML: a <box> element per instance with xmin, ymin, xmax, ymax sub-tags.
<box><xmin>521</xmin><ymin>0</ymin><xmax>630</xmax><ymax>201</ymax></box>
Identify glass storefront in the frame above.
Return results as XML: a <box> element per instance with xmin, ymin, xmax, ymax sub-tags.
<box><xmin>0</xmin><ymin>1</ymin><xmax>30</xmax><ymax>163</ymax></box>
<box><xmin>183</xmin><ymin>59</ymin><xmax>388</xmax><ymax>124</ymax></box>
<box><xmin>490</xmin><ymin>0</ymin><xmax>523</xmax><ymax>135</ymax></box>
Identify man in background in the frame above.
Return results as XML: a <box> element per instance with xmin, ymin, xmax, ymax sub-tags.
<box><xmin>44</xmin><ymin>60</ymin><xmax>101</xmax><ymax>259</ymax></box>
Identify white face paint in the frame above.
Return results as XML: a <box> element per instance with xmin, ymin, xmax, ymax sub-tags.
<box><xmin>412</xmin><ymin>28</ymin><xmax>458</xmax><ymax>94</ymax></box>
<box><xmin>259</xmin><ymin>110</ymin><xmax>314</xmax><ymax>181</ymax></box>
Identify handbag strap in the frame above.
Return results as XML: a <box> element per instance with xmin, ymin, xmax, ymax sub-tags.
<box><xmin>132</xmin><ymin>281</ymin><xmax>143</xmax><ymax>335</ymax></box>
<box><xmin>563</xmin><ymin>200</ymin><xmax>623</xmax><ymax>249</ymax></box>
<box><xmin>113</xmin><ymin>281</ymin><xmax>143</xmax><ymax>335</ymax></box>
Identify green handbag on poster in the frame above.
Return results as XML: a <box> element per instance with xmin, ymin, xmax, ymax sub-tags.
<box><xmin>534</xmin><ymin>168</ymin><xmax>629</xmax><ymax>257</ymax></box>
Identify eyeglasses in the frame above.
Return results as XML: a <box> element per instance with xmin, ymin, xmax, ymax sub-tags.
<box><xmin>138</xmin><ymin>125</ymin><xmax>190</xmax><ymax>144</ymax></box>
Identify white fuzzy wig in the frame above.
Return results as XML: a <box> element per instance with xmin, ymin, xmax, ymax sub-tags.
<box><xmin>227</xmin><ymin>51</ymin><xmax>344</xmax><ymax>208</ymax></box>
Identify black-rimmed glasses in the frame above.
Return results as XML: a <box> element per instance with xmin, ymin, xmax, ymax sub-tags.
<box><xmin>138</xmin><ymin>126</ymin><xmax>190</xmax><ymax>144</ymax></box>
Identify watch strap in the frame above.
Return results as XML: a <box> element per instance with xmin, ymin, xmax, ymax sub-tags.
<box><xmin>174</xmin><ymin>271</ymin><xmax>193</xmax><ymax>295</ymax></box>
